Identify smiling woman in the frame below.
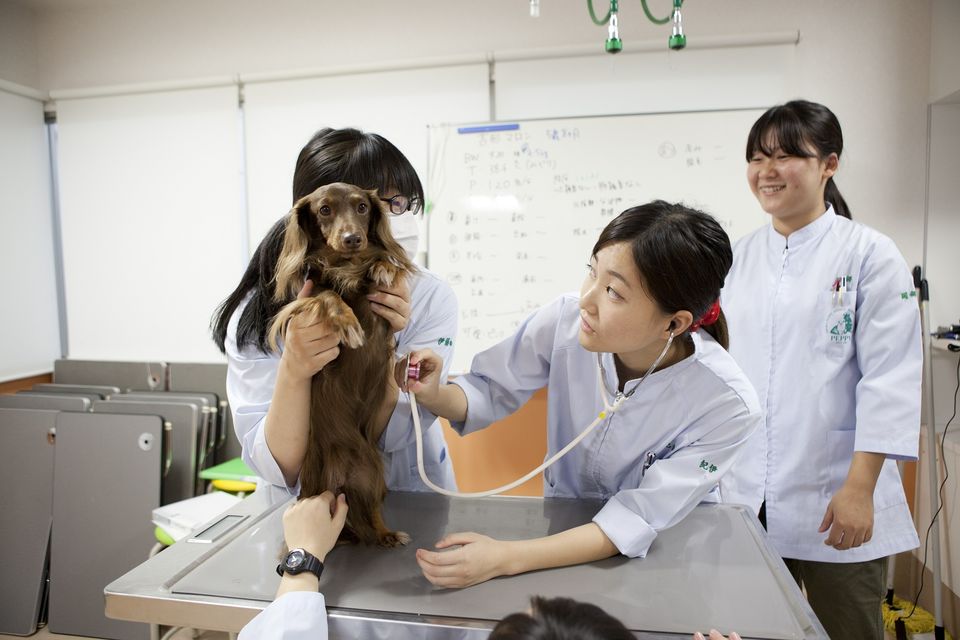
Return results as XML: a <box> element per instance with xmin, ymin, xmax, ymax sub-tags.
<box><xmin>400</xmin><ymin>200</ymin><xmax>761</xmax><ymax>589</ymax></box>
<box><xmin>720</xmin><ymin>100</ymin><xmax>922</xmax><ymax>640</ymax></box>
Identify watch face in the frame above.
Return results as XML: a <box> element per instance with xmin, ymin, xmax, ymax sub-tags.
<box><xmin>285</xmin><ymin>549</ymin><xmax>305</xmax><ymax>570</ymax></box>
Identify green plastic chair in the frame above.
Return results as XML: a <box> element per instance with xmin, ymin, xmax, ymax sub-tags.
<box><xmin>199</xmin><ymin>457</ymin><xmax>258</xmax><ymax>497</ymax></box>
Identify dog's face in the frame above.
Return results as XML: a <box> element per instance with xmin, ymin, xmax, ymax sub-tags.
<box><xmin>273</xmin><ymin>182</ymin><xmax>408</xmax><ymax>302</ymax></box>
<box><xmin>295</xmin><ymin>182</ymin><xmax>390</xmax><ymax>253</ymax></box>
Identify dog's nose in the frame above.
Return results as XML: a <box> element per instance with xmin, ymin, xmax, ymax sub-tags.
<box><xmin>342</xmin><ymin>233</ymin><xmax>363</xmax><ymax>250</ymax></box>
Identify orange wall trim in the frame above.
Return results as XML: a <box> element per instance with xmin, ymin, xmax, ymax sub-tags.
<box><xmin>442</xmin><ymin>387</ymin><xmax>549</xmax><ymax>497</ymax></box>
<box><xmin>0</xmin><ymin>372</ymin><xmax>52</xmax><ymax>395</ymax></box>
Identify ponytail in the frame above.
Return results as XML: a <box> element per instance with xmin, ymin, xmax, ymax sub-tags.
<box><xmin>701</xmin><ymin>308</ymin><xmax>729</xmax><ymax>350</ymax></box>
<box><xmin>825</xmin><ymin>177</ymin><xmax>852</xmax><ymax>219</ymax></box>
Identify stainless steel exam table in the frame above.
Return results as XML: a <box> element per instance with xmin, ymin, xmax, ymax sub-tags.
<box><xmin>105</xmin><ymin>491</ymin><xmax>827</xmax><ymax>639</ymax></box>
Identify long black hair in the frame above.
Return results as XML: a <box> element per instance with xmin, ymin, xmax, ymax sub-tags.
<box><xmin>592</xmin><ymin>200</ymin><xmax>732</xmax><ymax>349</ymax></box>
<box><xmin>490</xmin><ymin>596</ymin><xmax>635</xmax><ymax>640</ymax></box>
<box><xmin>211</xmin><ymin>127</ymin><xmax>424</xmax><ymax>354</ymax></box>
<box><xmin>746</xmin><ymin>99</ymin><xmax>851</xmax><ymax>219</ymax></box>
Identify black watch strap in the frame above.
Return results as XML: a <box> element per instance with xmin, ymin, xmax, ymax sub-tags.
<box><xmin>276</xmin><ymin>548</ymin><xmax>324</xmax><ymax>581</ymax></box>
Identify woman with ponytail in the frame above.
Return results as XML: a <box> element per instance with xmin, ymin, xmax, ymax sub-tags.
<box><xmin>400</xmin><ymin>201</ymin><xmax>761</xmax><ymax>588</ymax></box>
<box><xmin>720</xmin><ymin>100</ymin><xmax>922</xmax><ymax>640</ymax></box>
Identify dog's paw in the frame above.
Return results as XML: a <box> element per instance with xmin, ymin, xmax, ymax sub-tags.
<box><xmin>272</xmin><ymin>292</ymin><xmax>365</xmax><ymax>350</ymax></box>
<box><xmin>369</xmin><ymin>260</ymin><xmax>402</xmax><ymax>287</ymax></box>
<box><xmin>378</xmin><ymin>530</ymin><xmax>411</xmax><ymax>548</ymax></box>
<box><xmin>329</xmin><ymin>313</ymin><xmax>364</xmax><ymax>349</ymax></box>
<box><xmin>300</xmin><ymin>293</ymin><xmax>365</xmax><ymax>349</ymax></box>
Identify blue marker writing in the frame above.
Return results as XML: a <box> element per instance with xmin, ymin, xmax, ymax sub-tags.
<box><xmin>457</xmin><ymin>124</ymin><xmax>520</xmax><ymax>134</ymax></box>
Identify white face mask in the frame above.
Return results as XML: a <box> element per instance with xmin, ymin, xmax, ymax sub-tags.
<box><xmin>389</xmin><ymin>213</ymin><xmax>421</xmax><ymax>260</ymax></box>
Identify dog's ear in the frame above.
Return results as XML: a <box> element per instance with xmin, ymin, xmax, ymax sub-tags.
<box><xmin>273</xmin><ymin>196</ymin><xmax>313</xmax><ymax>302</ymax></box>
<box><xmin>366</xmin><ymin>189</ymin><xmax>413</xmax><ymax>267</ymax></box>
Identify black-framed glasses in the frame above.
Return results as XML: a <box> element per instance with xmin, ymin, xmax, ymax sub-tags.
<box><xmin>383</xmin><ymin>194</ymin><xmax>421</xmax><ymax>215</ymax></box>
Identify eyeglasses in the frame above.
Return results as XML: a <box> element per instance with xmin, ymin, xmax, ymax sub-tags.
<box><xmin>382</xmin><ymin>194</ymin><xmax>421</xmax><ymax>216</ymax></box>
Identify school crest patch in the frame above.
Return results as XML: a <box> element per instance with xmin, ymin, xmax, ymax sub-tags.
<box><xmin>827</xmin><ymin>308</ymin><xmax>854</xmax><ymax>344</ymax></box>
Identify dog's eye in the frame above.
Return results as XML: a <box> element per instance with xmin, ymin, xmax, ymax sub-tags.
<box><xmin>319</xmin><ymin>205</ymin><xmax>331</xmax><ymax>216</ymax></box>
<box><xmin>357</xmin><ymin>202</ymin><xmax>368</xmax><ymax>214</ymax></box>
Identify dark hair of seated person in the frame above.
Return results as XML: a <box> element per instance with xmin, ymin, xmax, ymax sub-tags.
<box><xmin>489</xmin><ymin>596</ymin><xmax>635</xmax><ymax>640</ymax></box>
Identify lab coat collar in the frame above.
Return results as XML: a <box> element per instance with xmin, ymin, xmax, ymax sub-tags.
<box><xmin>599</xmin><ymin>332</ymin><xmax>700</xmax><ymax>398</ymax></box>
<box><xmin>765</xmin><ymin>204</ymin><xmax>837</xmax><ymax>253</ymax></box>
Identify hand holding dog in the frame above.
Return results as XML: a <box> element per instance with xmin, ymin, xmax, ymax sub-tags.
<box><xmin>283</xmin><ymin>491</ymin><xmax>348</xmax><ymax>562</ymax></box>
<box><xmin>279</xmin><ymin>279</ymin><xmax>343</xmax><ymax>382</ymax></box>
<box><xmin>367</xmin><ymin>274</ymin><xmax>411</xmax><ymax>333</ymax></box>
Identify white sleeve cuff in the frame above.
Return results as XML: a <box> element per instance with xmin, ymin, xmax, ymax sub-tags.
<box><xmin>854</xmin><ymin>434</ymin><xmax>919</xmax><ymax>461</ymax></box>
<box><xmin>592</xmin><ymin>495</ymin><xmax>658</xmax><ymax>559</ymax></box>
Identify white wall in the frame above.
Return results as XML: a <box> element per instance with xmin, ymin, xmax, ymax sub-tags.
<box><xmin>0</xmin><ymin>0</ymin><xmax>947</xmax><ymax>365</ymax></box>
<box><xmin>926</xmin><ymin>103</ymin><xmax>960</xmax><ymax>431</ymax></box>
<box><xmin>928</xmin><ymin>104</ymin><xmax>960</xmax><ymax>331</ymax></box>
<box><xmin>0</xmin><ymin>1</ymin><xmax>41</xmax><ymax>90</ymax></box>
<box><xmin>930</xmin><ymin>0</ymin><xmax>960</xmax><ymax>103</ymax></box>
<box><xmin>31</xmin><ymin>0</ymin><xmax>933</xmax><ymax>268</ymax></box>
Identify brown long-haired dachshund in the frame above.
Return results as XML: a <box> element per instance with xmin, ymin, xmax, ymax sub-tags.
<box><xmin>268</xmin><ymin>182</ymin><xmax>415</xmax><ymax>547</ymax></box>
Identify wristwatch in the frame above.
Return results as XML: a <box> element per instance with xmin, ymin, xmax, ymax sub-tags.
<box><xmin>276</xmin><ymin>548</ymin><xmax>324</xmax><ymax>581</ymax></box>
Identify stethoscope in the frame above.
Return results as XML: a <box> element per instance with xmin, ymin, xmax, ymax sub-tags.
<box><xmin>406</xmin><ymin>330</ymin><xmax>676</xmax><ymax>498</ymax></box>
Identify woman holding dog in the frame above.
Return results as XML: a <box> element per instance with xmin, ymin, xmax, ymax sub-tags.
<box><xmin>213</xmin><ymin>127</ymin><xmax>459</xmax><ymax>496</ymax></box>
<box><xmin>403</xmin><ymin>200</ymin><xmax>762</xmax><ymax>588</ymax></box>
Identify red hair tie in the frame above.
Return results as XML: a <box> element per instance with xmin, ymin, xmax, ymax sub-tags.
<box><xmin>690</xmin><ymin>299</ymin><xmax>721</xmax><ymax>332</ymax></box>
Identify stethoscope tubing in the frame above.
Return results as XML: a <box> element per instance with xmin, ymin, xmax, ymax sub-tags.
<box><xmin>407</xmin><ymin>331</ymin><xmax>675</xmax><ymax>498</ymax></box>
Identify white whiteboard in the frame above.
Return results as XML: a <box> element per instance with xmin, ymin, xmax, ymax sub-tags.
<box><xmin>427</xmin><ymin>110</ymin><xmax>768</xmax><ymax>373</ymax></box>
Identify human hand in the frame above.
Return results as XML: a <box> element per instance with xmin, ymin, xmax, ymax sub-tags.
<box><xmin>818</xmin><ymin>483</ymin><xmax>874</xmax><ymax>550</ymax></box>
<box><xmin>279</xmin><ymin>280</ymin><xmax>342</xmax><ymax>381</ymax></box>
<box><xmin>368</xmin><ymin>273</ymin><xmax>411</xmax><ymax>333</ymax></box>
<box><xmin>415</xmin><ymin>532</ymin><xmax>512</xmax><ymax>588</ymax></box>
<box><xmin>396</xmin><ymin>349</ymin><xmax>444</xmax><ymax>402</ymax></box>
<box><xmin>693</xmin><ymin>631</ymin><xmax>742</xmax><ymax>640</ymax></box>
<box><xmin>282</xmin><ymin>491</ymin><xmax>348</xmax><ymax>561</ymax></box>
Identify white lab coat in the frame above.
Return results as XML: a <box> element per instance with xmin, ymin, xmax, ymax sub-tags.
<box><xmin>451</xmin><ymin>294</ymin><xmax>761</xmax><ymax>558</ymax></box>
<box><xmin>225</xmin><ymin>267</ymin><xmax>459</xmax><ymax>495</ymax></box>
<box><xmin>720</xmin><ymin>206</ymin><xmax>922</xmax><ymax>563</ymax></box>
<box><xmin>238</xmin><ymin>592</ymin><xmax>328</xmax><ymax>640</ymax></box>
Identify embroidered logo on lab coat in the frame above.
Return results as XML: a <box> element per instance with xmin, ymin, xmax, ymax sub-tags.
<box><xmin>827</xmin><ymin>308</ymin><xmax>854</xmax><ymax>344</ymax></box>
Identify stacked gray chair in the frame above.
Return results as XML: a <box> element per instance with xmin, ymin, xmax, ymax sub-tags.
<box><xmin>0</xmin><ymin>408</ymin><xmax>57</xmax><ymax>636</ymax></box>
<box><xmin>47</xmin><ymin>412</ymin><xmax>163</xmax><ymax>640</ymax></box>
<box><xmin>54</xmin><ymin>359</ymin><xmax>167</xmax><ymax>391</ymax></box>
<box><xmin>93</xmin><ymin>398</ymin><xmax>201</xmax><ymax>502</ymax></box>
